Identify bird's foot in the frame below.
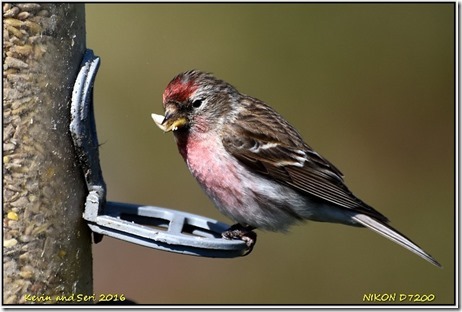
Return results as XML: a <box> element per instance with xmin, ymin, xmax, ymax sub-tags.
<box><xmin>222</xmin><ymin>224</ymin><xmax>257</xmax><ymax>255</ymax></box>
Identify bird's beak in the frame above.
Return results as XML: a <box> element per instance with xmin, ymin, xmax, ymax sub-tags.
<box><xmin>151</xmin><ymin>107</ymin><xmax>188</xmax><ymax>132</ymax></box>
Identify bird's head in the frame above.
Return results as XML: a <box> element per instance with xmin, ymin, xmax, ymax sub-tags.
<box><xmin>152</xmin><ymin>70</ymin><xmax>239</xmax><ymax>133</ymax></box>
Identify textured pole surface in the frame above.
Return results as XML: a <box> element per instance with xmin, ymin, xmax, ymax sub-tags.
<box><xmin>3</xmin><ymin>3</ymin><xmax>93</xmax><ymax>304</ymax></box>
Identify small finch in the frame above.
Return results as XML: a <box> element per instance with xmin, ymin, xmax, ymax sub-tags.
<box><xmin>152</xmin><ymin>70</ymin><xmax>441</xmax><ymax>267</ymax></box>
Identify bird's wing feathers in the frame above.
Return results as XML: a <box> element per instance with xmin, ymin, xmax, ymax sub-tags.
<box><xmin>221</xmin><ymin>105</ymin><xmax>388</xmax><ymax>222</ymax></box>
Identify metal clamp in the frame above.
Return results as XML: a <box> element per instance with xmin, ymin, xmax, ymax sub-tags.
<box><xmin>70</xmin><ymin>50</ymin><xmax>249</xmax><ymax>258</ymax></box>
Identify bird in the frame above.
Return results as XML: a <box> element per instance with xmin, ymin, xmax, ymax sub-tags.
<box><xmin>151</xmin><ymin>69</ymin><xmax>441</xmax><ymax>267</ymax></box>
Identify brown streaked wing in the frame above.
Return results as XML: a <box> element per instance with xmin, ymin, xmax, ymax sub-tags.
<box><xmin>222</xmin><ymin>111</ymin><xmax>389</xmax><ymax>223</ymax></box>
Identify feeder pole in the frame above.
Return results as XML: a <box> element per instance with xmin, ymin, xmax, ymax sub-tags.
<box><xmin>3</xmin><ymin>3</ymin><xmax>93</xmax><ymax>304</ymax></box>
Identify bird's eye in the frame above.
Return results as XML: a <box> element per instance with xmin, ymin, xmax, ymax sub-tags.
<box><xmin>191</xmin><ymin>99</ymin><xmax>203</xmax><ymax>108</ymax></box>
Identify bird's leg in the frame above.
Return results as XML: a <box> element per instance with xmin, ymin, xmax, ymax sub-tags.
<box><xmin>222</xmin><ymin>224</ymin><xmax>257</xmax><ymax>255</ymax></box>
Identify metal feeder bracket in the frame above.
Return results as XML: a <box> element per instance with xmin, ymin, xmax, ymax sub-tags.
<box><xmin>70</xmin><ymin>49</ymin><xmax>249</xmax><ymax>258</ymax></box>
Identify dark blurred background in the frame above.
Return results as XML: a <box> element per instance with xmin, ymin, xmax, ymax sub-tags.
<box><xmin>86</xmin><ymin>3</ymin><xmax>454</xmax><ymax>305</ymax></box>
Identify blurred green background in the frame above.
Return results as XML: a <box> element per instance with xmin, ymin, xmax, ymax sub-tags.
<box><xmin>86</xmin><ymin>3</ymin><xmax>454</xmax><ymax>305</ymax></box>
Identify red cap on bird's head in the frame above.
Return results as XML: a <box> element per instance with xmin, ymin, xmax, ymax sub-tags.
<box><xmin>162</xmin><ymin>71</ymin><xmax>199</xmax><ymax>106</ymax></box>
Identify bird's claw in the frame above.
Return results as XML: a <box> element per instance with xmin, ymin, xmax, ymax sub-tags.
<box><xmin>222</xmin><ymin>224</ymin><xmax>257</xmax><ymax>255</ymax></box>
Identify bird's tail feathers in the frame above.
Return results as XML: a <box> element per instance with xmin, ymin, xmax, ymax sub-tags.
<box><xmin>351</xmin><ymin>213</ymin><xmax>442</xmax><ymax>268</ymax></box>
